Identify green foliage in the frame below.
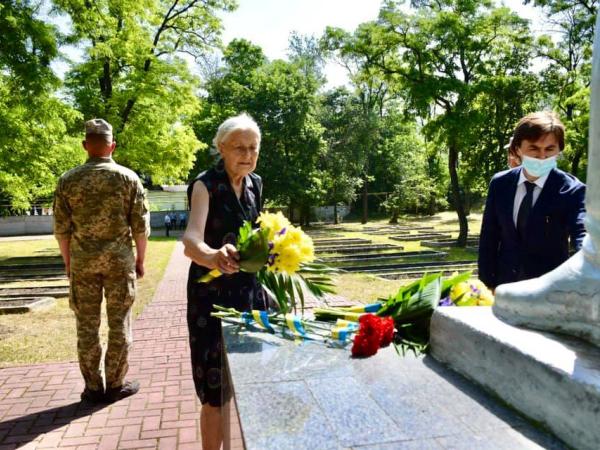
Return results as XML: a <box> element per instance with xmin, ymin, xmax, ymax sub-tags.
<box><xmin>236</xmin><ymin>221</ymin><xmax>270</xmax><ymax>273</ymax></box>
<box><xmin>332</xmin><ymin>0</ymin><xmax>537</xmax><ymax>240</ymax></box>
<box><xmin>379</xmin><ymin>270</ymin><xmax>472</xmax><ymax>355</ymax></box>
<box><xmin>532</xmin><ymin>0</ymin><xmax>597</xmax><ymax>180</ymax></box>
<box><xmin>256</xmin><ymin>262</ymin><xmax>337</xmax><ymax>314</ymax></box>
<box><xmin>194</xmin><ymin>39</ymin><xmax>326</xmax><ymax>219</ymax></box>
<box><xmin>0</xmin><ymin>0</ymin><xmax>59</xmax><ymax>91</ymax></box>
<box><xmin>0</xmin><ymin>1</ymin><xmax>83</xmax><ymax>211</ymax></box>
<box><xmin>54</xmin><ymin>0</ymin><xmax>236</xmax><ymax>184</ymax></box>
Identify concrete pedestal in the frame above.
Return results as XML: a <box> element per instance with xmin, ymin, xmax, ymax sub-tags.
<box><xmin>430</xmin><ymin>307</ymin><xmax>600</xmax><ymax>450</ymax></box>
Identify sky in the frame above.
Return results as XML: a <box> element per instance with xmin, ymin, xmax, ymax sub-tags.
<box><xmin>50</xmin><ymin>0</ymin><xmax>544</xmax><ymax>88</ymax></box>
<box><xmin>219</xmin><ymin>0</ymin><xmax>543</xmax><ymax>88</ymax></box>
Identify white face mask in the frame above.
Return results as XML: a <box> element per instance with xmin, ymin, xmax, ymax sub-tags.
<box><xmin>521</xmin><ymin>155</ymin><xmax>557</xmax><ymax>178</ymax></box>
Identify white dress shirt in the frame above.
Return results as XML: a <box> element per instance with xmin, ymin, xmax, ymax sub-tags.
<box><xmin>512</xmin><ymin>168</ymin><xmax>550</xmax><ymax>227</ymax></box>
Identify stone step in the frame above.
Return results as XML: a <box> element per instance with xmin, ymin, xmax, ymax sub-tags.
<box><xmin>0</xmin><ymin>262</ymin><xmax>64</xmax><ymax>271</ymax></box>
<box><xmin>313</xmin><ymin>238</ymin><xmax>371</xmax><ymax>246</ymax></box>
<box><xmin>340</xmin><ymin>254</ymin><xmax>475</xmax><ymax>273</ymax></box>
<box><xmin>324</xmin><ymin>251</ymin><xmax>439</xmax><ymax>263</ymax></box>
<box><xmin>422</xmin><ymin>238</ymin><xmax>480</xmax><ymax>247</ymax></box>
<box><xmin>390</xmin><ymin>233</ymin><xmax>452</xmax><ymax>242</ymax></box>
<box><xmin>430</xmin><ymin>307</ymin><xmax>600</xmax><ymax>450</ymax></box>
<box><xmin>316</xmin><ymin>244</ymin><xmax>401</xmax><ymax>254</ymax></box>
<box><xmin>0</xmin><ymin>297</ymin><xmax>56</xmax><ymax>314</ymax></box>
<box><xmin>378</xmin><ymin>265</ymin><xmax>478</xmax><ymax>280</ymax></box>
<box><xmin>0</xmin><ymin>272</ymin><xmax>66</xmax><ymax>282</ymax></box>
<box><xmin>0</xmin><ymin>286</ymin><xmax>69</xmax><ymax>298</ymax></box>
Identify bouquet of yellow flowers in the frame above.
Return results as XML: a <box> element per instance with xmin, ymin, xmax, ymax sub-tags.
<box><xmin>200</xmin><ymin>211</ymin><xmax>315</xmax><ymax>283</ymax></box>
<box><xmin>445</xmin><ymin>279</ymin><xmax>494</xmax><ymax>306</ymax></box>
<box><xmin>257</xmin><ymin>212</ymin><xmax>315</xmax><ymax>274</ymax></box>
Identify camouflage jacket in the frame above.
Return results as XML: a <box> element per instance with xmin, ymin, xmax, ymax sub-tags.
<box><xmin>53</xmin><ymin>156</ymin><xmax>150</xmax><ymax>262</ymax></box>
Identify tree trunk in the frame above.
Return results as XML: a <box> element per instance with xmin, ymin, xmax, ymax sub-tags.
<box><xmin>571</xmin><ymin>146</ymin><xmax>583</xmax><ymax>178</ymax></box>
<box><xmin>334</xmin><ymin>203</ymin><xmax>339</xmax><ymax>225</ymax></box>
<box><xmin>448</xmin><ymin>144</ymin><xmax>469</xmax><ymax>246</ymax></box>
<box><xmin>361</xmin><ymin>174</ymin><xmax>368</xmax><ymax>224</ymax></box>
<box><xmin>288</xmin><ymin>202</ymin><xmax>294</xmax><ymax>223</ymax></box>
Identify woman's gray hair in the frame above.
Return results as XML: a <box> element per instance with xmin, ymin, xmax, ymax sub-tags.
<box><xmin>213</xmin><ymin>113</ymin><xmax>261</xmax><ymax>150</ymax></box>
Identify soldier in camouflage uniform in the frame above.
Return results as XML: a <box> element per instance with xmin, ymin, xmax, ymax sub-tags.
<box><xmin>53</xmin><ymin>118</ymin><xmax>150</xmax><ymax>403</ymax></box>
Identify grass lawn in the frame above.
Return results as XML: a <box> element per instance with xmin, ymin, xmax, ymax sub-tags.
<box><xmin>0</xmin><ymin>236</ymin><xmax>176</xmax><ymax>367</ymax></box>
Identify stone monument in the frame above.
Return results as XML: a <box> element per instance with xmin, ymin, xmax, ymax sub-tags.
<box><xmin>493</xmin><ymin>13</ymin><xmax>600</xmax><ymax>345</ymax></box>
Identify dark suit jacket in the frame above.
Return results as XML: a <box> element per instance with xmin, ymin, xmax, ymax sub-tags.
<box><xmin>478</xmin><ymin>167</ymin><xmax>586</xmax><ymax>289</ymax></box>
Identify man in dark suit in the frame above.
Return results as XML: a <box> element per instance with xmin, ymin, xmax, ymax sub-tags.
<box><xmin>478</xmin><ymin>111</ymin><xmax>586</xmax><ymax>290</ymax></box>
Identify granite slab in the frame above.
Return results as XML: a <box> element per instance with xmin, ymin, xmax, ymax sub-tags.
<box><xmin>430</xmin><ymin>307</ymin><xmax>600</xmax><ymax>450</ymax></box>
<box><xmin>222</xmin><ymin>324</ymin><xmax>566</xmax><ymax>450</ymax></box>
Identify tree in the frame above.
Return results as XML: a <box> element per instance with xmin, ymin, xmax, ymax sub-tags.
<box><xmin>531</xmin><ymin>0</ymin><xmax>598</xmax><ymax>179</ymax></box>
<box><xmin>54</xmin><ymin>0</ymin><xmax>236</xmax><ymax>184</ymax></box>
<box><xmin>0</xmin><ymin>1</ymin><xmax>82</xmax><ymax>211</ymax></box>
<box><xmin>318</xmin><ymin>88</ymin><xmax>364</xmax><ymax>223</ymax></box>
<box><xmin>322</xmin><ymin>24</ymin><xmax>392</xmax><ymax>223</ymax></box>
<box><xmin>367</xmin><ymin>0</ymin><xmax>535</xmax><ymax>245</ymax></box>
<box><xmin>194</xmin><ymin>39</ymin><xmax>326</xmax><ymax>224</ymax></box>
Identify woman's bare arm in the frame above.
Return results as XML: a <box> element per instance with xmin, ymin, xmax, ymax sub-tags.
<box><xmin>182</xmin><ymin>181</ymin><xmax>239</xmax><ymax>273</ymax></box>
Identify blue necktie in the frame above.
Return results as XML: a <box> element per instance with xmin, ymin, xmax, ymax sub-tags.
<box><xmin>517</xmin><ymin>181</ymin><xmax>535</xmax><ymax>239</ymax></box>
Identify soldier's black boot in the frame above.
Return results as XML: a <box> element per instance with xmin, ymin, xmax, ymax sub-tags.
<box><xmin>80</xmin><ymin>387</ymin><xmax>106</xmax><ymax>404</ymax></box>
<box><xmin>105</xmin><ymin>379</ymin><xmax>140</xmax><ymax>403</ymax></box>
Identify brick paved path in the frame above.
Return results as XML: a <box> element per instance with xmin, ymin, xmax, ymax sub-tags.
<box><xmin>0</xmin><ymin>242</ymin><xmax>237</xmax><ymax>450</ymax></box>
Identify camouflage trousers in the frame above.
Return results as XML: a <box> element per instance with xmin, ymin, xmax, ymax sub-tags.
<box><xmin>69</xmin><ymin>261</ymin><xmax>136</xmax><ymax>391</ymax></box>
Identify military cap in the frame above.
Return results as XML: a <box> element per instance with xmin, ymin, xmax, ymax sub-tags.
<box><xmin>85</xmin><ymin>118</ymin><xmax>113</xmax><ymax>138</ymax></box>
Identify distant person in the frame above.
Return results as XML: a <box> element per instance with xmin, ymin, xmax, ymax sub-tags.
<box><xmin>53</xmin><ymin>118</ymin><xmax>150</xmax><ymax>403</ymax></box>
<box><xmin>179</xmin><ymin>212</ymin><xmax>187</xmax><ymax>230</ymax></box>
<box><xmin>164</xmin><ymin>213</ymin><xmax>171</xmax><ymax>237</ymax></box>
<box><xmin>478</xmin><ymin>111</ymin><xmax>586</xmax><ymax>290</ymax></box>
<box><xmin>171</xmin><ymin>212</ymin><xmax>178</xmax><ymax>230</ymax></box>
<box><xmin>506</xmin><ymin>137</ymin><xmax>521</xmax><ymax>168</ymax></box>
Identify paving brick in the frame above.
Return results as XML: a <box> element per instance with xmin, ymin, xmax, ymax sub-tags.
<box><xmin>59</xmin><ymin>435</ymin><xmax>101</xmax><ymax>447</ymax></box>
<box><xmin>98</xmin><ymin>434</ymin><xmax>120</xmax><ymax>450</ymax></box>
<box><xmin>179</xmin><ymin>426</ymin><xmax>197</xmax><ymax>443</ymax></box>
<box><xmin>84</xmin><ymin>426</ymin><xmax>123</xmax><ymax>437</ymax></box>
<box><xmin>158</xmin><ymin>436</ymin><xmax>178</xmax><ymax>450</ymax></box>
<box><xmin>64</xmin><ymin>422</ymin><xmax>87</xmax><ymax>438</ymax></box>
<box><xmin>121</xmin><ymin>424</ymin><xmax>140</xmax><ymax>441</ymax></box>
<box><xmin>105</xmin><ymin>417</ymin><xmax>143</xmax><ymax>428</ymax></box>
<box><xmin>37</xmin><ymin>431</ymin><xmax>65</xmax><ymax>448</ymax></box>
<box><xmin>118</xmin><ymin>438</ymin><xmax>158</xmax><ymax>449</ymax></box>
<box><xmin>87</xmin><ymin>413</ymin><xmax>108</xmax><ymax>429</ymax></box>
<box><xmin>142</xmin><ymin>415</ymin><xmax>161</xmax><ymax>431</ymax></box>
<box><xmin>177</xmin><ymin>442</ymin><xmax>203</xmax><ymax>450</ymax></box>
<box><xmin>140</xmin><ymin>428</ymin><xmax>178</xmax><ymax>439</ymax></box>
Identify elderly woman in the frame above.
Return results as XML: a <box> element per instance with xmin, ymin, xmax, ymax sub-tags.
<box><xmin>182</xmin><ymin>113</ymin><xmax>267</xmax><ymax>450</ymax></box>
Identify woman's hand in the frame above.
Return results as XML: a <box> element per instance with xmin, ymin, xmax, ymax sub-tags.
<box><xmin>212</xmin><ymin>244</ymin><xmax>240</xmax><ymax>274</ymax></box>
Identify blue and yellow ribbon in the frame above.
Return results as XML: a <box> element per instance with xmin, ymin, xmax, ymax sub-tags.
<box><xmin>330</xmin><ymin>327</ymin><xmax>355</xmax><ymax>342</ymax></box>
<box><xmin>335</xmin><ymin>319</ymin><xmax>359</xmax><ymax>331</ymax></box>
<box><xmin>345</xmin><ymin>303</ymin><xmax>382</xmax><ymax>313</ymax></box>
<box><xmin>241</xmin><ymin>310</ymin><xmax>274</xmax><ymax>332</ymax></box>
<box><xmin>198</xmin><ymin>268</ymin><xmax>223</xmax><ymax>283</ymax></box>
<box><xmin>285</xmin><ymin>313</ymin><xmax>307</xmax><ymax>337</ymax></box>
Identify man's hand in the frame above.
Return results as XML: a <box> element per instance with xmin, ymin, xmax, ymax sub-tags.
<box><xmin>136</xmin><ymin>259</ymin><xmax>145</xmax><ymax>278</ymax></box>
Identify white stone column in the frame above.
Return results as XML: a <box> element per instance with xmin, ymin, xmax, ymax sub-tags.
<box><xmin>583</xmin><ymin>13</ymin><xmax>600</xmax><ymax>265</ymax></box>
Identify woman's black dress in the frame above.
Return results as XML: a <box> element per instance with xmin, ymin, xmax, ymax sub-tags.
<box><xmin>186</xmin><ymin>160</ymin><xmax>267</xmax><ymax>406</ymax></box>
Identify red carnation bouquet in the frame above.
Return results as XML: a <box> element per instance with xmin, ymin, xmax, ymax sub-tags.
<box><xmin>351</xmin><ymin>314</ymin><xmax>395</xmax><ymax>357</ymax></box>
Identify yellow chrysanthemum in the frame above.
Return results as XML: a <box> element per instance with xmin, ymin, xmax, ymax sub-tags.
<box><xmin>299</xmin><ymin>242</ymin><xmax>314</xmax><ymax>261</ymax></box>
<box><xmin>257</xmin><ymin>212</ymin><xmax>291</xmax><ymax>241</ymax></box>
<box><xmin>450</xmin><ymin>282</ymin><xmax>470</xmax><ymax>302</ymax></box>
